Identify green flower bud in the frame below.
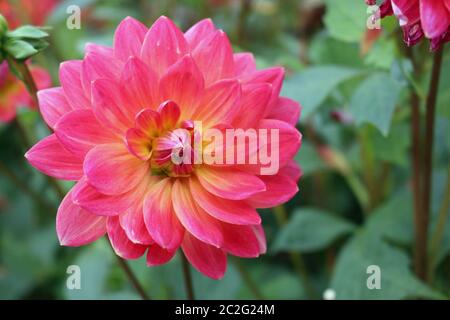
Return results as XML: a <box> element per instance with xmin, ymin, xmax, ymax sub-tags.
<box><xmin>0</xmin><ymin>14</ymin><xmax>8</xmax><ymax>38</ymax></box>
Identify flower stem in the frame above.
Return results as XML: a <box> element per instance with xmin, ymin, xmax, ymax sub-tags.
<box><xmin>0</xmin><ymin>160</ymin><xmax>52</xmax><ymax>213</ymax></box>
<box><xmin>111</xmin><ymin>245</ymin><xmax>150</xmax><ymax>300</ymax></box>
<box><xmin>233</xmin><ymin>258</ymin><xmax>265</xmax><ymax>300</ymax></box>
<box><xmin>8</xmin><ymin>59</ymin><xmax>39</xmax><ymax>106</ymax></box>
<box><xmin>273</xmin><ymin>205</ymin><xmax>316</xmax><ymax>299</ymax></box>
<box><xmin>428</xmin><ymin>162</ymin><xmax>450</xmax><ymax>280</ymax></box>
<box><xmin>9</xmin><ymin>60</ymin><xmax>66</xmax><ymax>199</ymax></box>
<box><xmin>417</xmin><ymin>47</ymin><xmax>444</xmax><ymax>281</ymax></box>
<box><xmin>406</xmin><ymin>47</ymin><xmax>425</xmax><ymax>281</ymax></box>
<box><xmin>181</xmin><ymin>252</ymin><xmax>195</xmax><ymax>300</ymax></box>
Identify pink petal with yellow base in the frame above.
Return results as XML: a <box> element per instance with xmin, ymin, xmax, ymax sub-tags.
<box><xmin>57</xmin><ymin>190</ymin><xmax>106</xmax><ymax>246</ymax></box>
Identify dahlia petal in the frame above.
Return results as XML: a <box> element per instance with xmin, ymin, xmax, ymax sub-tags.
<box><xmin>25</xmin><ymin>134</ymin><xmax>83</xmax><ymax>180</ymax></box>
<box><xmin>57</xmin><ymin>190</ymin><xmax>106</xmax><ymax>246</ymax></box>
<box><xmin>55</xmin><ymin>109</ymin><xmax>117</xmax><ymax>158</ymax></box>
<box><xmin>282</xmin><ymin>159</ymin><xmax>303</xmax><ymax>182</ymax></box>
<box><xmin>189</xmin><ymin>176</ymin><xmax>261</xmax><ymax>225</ymax></box>
<box><xmin>84</xmin><ymin>143</ymin><xmax>149</xmax><ymax>195</ymax></box>
<box><xmin>242</xmin><ymin>67</ymin><xmax>284</xmax><ymax>110</ymax></box>
<box><xmin>181</xmin><ymin>232</ymin><xmax>227</xmax><ymax>280</ymax></box>
<box><xmin>120</xmin><ymin>56</ymin><xmax>158</xmax><ymax>114</ymax></box>
<box><xmin>85</xmin><ymin>43</ymin><xmax>114</xmax><ymax>56</ymax></box>
<box><xmin>146</xmin><ymin>245</ymin><xmax>176</xmax><ymax>266</ymax></box>
<box><xmin>107</xmin><ymin>216</ymin><xmax>147</xmax><ymax>259</ymax></box>
<box><xmin>59</xmin><ymin>60</ymin><xmax>90</xmax><ymax>110</ymax></box>
<box><xmin>184</xmin><ymin>18</ymin><xmax>216</xmax><ymax>50</ymax></box>
<box><xmin>391</xmin><ymin>0</ymin><xmax>420</xmax><ymax>26</ymax></box>
<box><xmin>233</xmin><ymin>83</ymin><xmax>272</xmax><ymax>128</ymax></box>
<box><xmin>81</xmin><ymin>51</ymin><xmax>122</xmax><ymax>100</ymax></box>
<box><xmin>135</xmin><ymin>108</ymin><xmax>162</xmax><ymax>136</ymax></box>
<box><xmin>191</xmin><ymin>30</ymin><xmax>234</xmax><ymax>85</ymax></box>
<box><xmin>158</xmin><ymin>100</ymin><xmax>181</xmax><ymax>130</ymax></box>
<box><xmin>247</xmin><ymin>173</ymin><xmax>298</xmax><ymax>208</ymax></box>
<box><xmin>114</xmin><ymin>17</ymin><xmax>148</xmax><ymax>61</ymax></box>
<box><xmin>125</xmin><ymin>128</ymin><xmax>152</xmax><ymax>161</ymax></box>
<box><xmin>159</xmin><ymin>55</ymin><xmax>204</xmax><ymax>117</ymax></box>
<box><xmin>268</xmin><ymin>97</ymin><xmax>301</xmax><ymax>126</ymax></box>
<box><xmin>38</xmin><ymin>87</ymin><xmax>73</xmax><ymax>129</ymax></box>
<box><xmin>252</xmin><ymin>224</ymin><xmax>267</xmax><ymax>254</ymax></box>
<box><xmin>193</xmin><ymin>79</ymin><xmax>241</xmax><ymax>128</ymax></box>
<box><xmin>120</xmin><ymin>201</ymin><xmax>155</xmax><ymax>245</ymax></box>
<box><xmin>172</xmin><ymin>180</ymin><xmax>223</xmax><ymax>247</ymax></box>
<box><xmin>258</xmin><ymin>119</ymin><xmax>302</xmax><ymax>170</ymax></box>
<box><xmin>420</xmin><ymin>0</ymin><xmax>449</xmax><ymax>39</ymax></box>
<box><xmin>220</xmin><ymin>223</ymin><xmax>261</xmax><ymax>258</ymax></box>
<box><xmin>234</xmin><ymin>52</ymin><xmax>257</xmax><ymax>76</ymax></box>
<box><xmin>71</xmin><ymin>178</ymin><xmax>136</xmax><ymax>216</ymax></box>
<box><xmin>91</xmin><ymin>79</ymin><xmax>134</xmax><ymax>134</ymax></box>
<box><xmin>144</xmin><ymin>178</ymin><xmax>185</xmax><ymax>250</ymax></box>
<box><xmin>196</xmin><ymin>166</ymin><xmax>266</xmax><ymax>200</ymax></box>
<box><xmin>141</xmin><ymin>16</ymin><xmax>188</xmax><ymax>76</ymax></box>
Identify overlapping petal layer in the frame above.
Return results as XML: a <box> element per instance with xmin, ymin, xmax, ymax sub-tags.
<box><xmin>26</xmin><ymin>16</ymin><xmax>302</xmax><ymax>279</ymax></box>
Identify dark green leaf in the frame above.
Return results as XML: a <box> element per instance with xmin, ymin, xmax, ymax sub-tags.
<box><xmin>330</xmin><ymin>230</ymin><xmax>445</xmax><ymax>300</ymax></box>
<box><xmin>4</xmin><ymin>39</ymin><xmax>38</xmax><ymax>60</ymax></box>
<box><xmin>324</xmin><ymin>0</ymin><xmax>367</xmax><ymax>43</ymax></box>
<box><xmin>7</xmin><ymin>25</ymin><xmax>48</xmax><ymax>39</ymax></box>
<box><xmin>282</xmin><ymin>66</ymin><xmax>360</xmax><ymax>118</ymax></box>
<box><xmin>272</xmin><ymin>208</ymin><xmax>356</xmax><ymax>253</ymax></box>
<box><xmin>350</xmin><ymin>73</ymin><xmax>402</xmax><ymax>136</ymax></box>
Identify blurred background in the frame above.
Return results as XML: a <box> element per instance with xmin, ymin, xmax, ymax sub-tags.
<box><xmin>0</xmin><ymin>0</ymin><xmax>449</xmax><ymax>300</ymax></box>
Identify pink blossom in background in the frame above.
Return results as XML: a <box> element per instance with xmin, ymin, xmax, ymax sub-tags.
<box><xmin>0</xmin><ymin>61</ymin><xmax>51</xmax><ymax>123</ymax></box>
<box><xmin>0</xmin><ymin>0</ymin><xmax>59</xmax><ymax>29</ymax></box>
<box><xmin>366</xmin><ymin>0</ymin><xmax>450</xmax><ymax>50</ymax></box>
<box><xmin>0</xmin><ymin>0</ymin><xmax>55</xmax><ymax>123</ymax></box>
<box><xmin>25</xmin><ymin>16</ymin><xmax>302</xmax><ymax>279</ymax></box>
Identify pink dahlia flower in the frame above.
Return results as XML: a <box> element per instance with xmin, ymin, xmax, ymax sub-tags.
<box><xmin>0</xmin><ymin>61</ymin><xmax>51</xmax><ymax>123</ymax></box>
<box><xmin>25</xmin><ymin>16</ymin><xmax>302</xmax><ymax>279</ymax></box>
<box><xmin>367</xmin><ymin>0</ymin><xmax>450</xmax><ymax>50</ymax></box>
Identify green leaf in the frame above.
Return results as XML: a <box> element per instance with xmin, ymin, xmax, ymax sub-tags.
<box><xmin>364</xmin><ymin>37</ymin><xmax>398</xmax><ymax>70</ymax></box>
<box><xmin>282</xmin><ymin>66</ymin><xmax>360</xmax><ymax>118</ymax></box>
<box><xmin>4</xmin><ymin>39</ymin><xmax>38</xmax><ymax>60</ymax></box>
<box><xmin>309</xmin><ymin>32</ymin><xmax>364</xmax><ymax>68</ymax></box>
<box><xmin>272</xmin><ymin>208</ymin><xmax>356</xmax><ymax>253</ymax></box>
<box><xmin>324</xmin><ymin>0</ymin><xmax>367</xmax><ymax>43</ymax></box>
<box><xmin>330</xmin><ymin>230</ymin><xmax>446</xmax><ymax>300</ymax></box>
<box><xmin>294</xmin><ymin>141</ymin><xmax>326</xmax><ymax>176</ymax></box>
<box><xmin>350</xmin><ymin>73</ymin><xmax>402</xmax><ymax>136</ymax></box>
<box><xmin>7</xmin><ymin>25</ymin><xmax>48</xmax><ymax>39</ymax></box>
<box><xmin>369</xmin><ymin>123</ymin><xmax>411</xmax><ymax>166</ymax></box>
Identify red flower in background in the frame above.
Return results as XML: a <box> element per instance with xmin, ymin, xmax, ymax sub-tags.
<box><xmin>0</xmin><ymin>0</ymin><xmax>57</xmax><ymax>123</ymax></box>
<box><xmin>367</xmin><ymin>0</ymin><xmax>450</xmax><ymax>50</ymax></box>
<box><xmin>0</xmin><ymin>0</ymin><xmax>59</xmax><ymax>28</ymax></box>
<box><xmin>0</xmin><ymin>61</ymin><xmax>50</xmax><ymax>122</ymax></box>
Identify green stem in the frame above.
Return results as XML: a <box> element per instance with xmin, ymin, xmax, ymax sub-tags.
<box><xmin>113</xmin><ymin>251</ymin><xmax>151</xmax><ymax>300</ymax></box>
<box><xmin>9</xmin><ymin>60</ymin><xmax>66</xmax><ymax>199</ymax></box>
<box><xmin>344</xmin><ymin>170</ymin><xmax>370</xmax><ymax>214</ymax></box>
<box><xmin>428</xmin><ymin>162</ymin><xmax>450</xmax><ymax>280</ymax></box>
<box><xmin>273</xmin><ymin>205</ymin><xmax>316</xmax><ymax>299</ymax></box>
<box><xmin>181</xmin><ymin>252</ymin><xmax>195</xmax><ymax>300</ymax></box>
<box><xmin>418</xmin><ymin>47</ymin><xmax>444</xmax><ymax>281</ymax></box>
<box><xmin>359</xmin><ymin>127</ymin><xmax>377</xmax><ymax>211</ymax></box>
<box><xmin>0</xmin><ymin>160</ymin><xmax>52</xmax><ymax>212</ymax></box>
<box><xmin>233</xmin><ymin>258</ymin><xmax>265</xmax><ymax>300</ymax></box>
<box><xmin>236</xmin><ymin>0</ymin><xmax>252</xmax><ymax>45</ymax></box>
